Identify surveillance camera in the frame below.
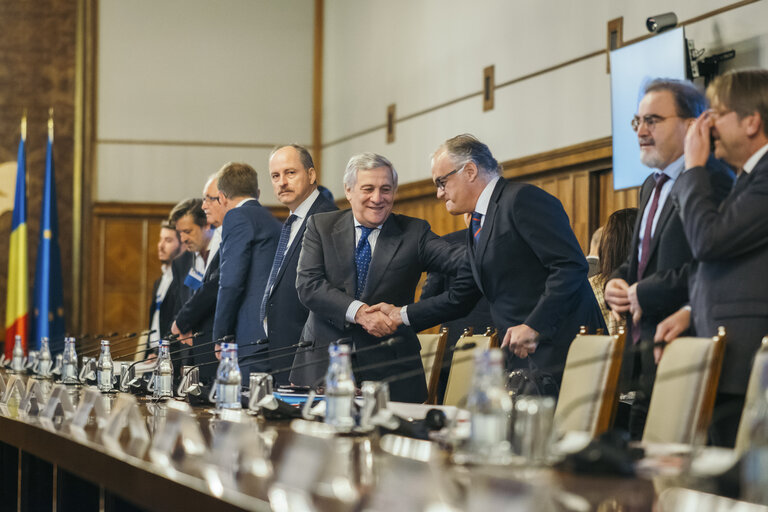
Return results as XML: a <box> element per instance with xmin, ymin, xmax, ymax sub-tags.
<box><xmin>646</xmin><ymin>12</ymin><xmax>678</xmax><ymax>33</ymax></box>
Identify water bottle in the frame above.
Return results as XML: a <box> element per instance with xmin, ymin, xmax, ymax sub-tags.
<box><xmin>742</xmin><ymin>348</ymin><xmax>768</xmax><ymax>505</ymax></box>
<box><xmin>10</xmin><ymin>335</ymin><xmax>25</xmax><ymax>373</ymax></box>
<box><xmin>37</xmin><ymin>337</ymin><xmax>53</xmax><ymax>377</ymax></box>
<box><xmin>152</xmin><ymin>340</ymin><xmax>174</xmax><ymax>399</ymax></box>
<box><xmin>96</xmin><ymin>340</ymin><xmax>114</xmax><ymax>392</ymax></box>
<box><xmin>61</xmin><ymin>337</ymin><xmax>79</xmax><ymax>384</ymax></box>
<box><xmin>212</xmin><ymin>343</ymin><xmax>242</xmax><ymax>410</ymax></box>
<box><xmin>465</xmin><ymin>348</ymin><xmax>513</xmax><ymax>463</ymax></box>
<box><xmin>324</xmin><ymin>343</ymin><xmax>356</xmax><ymax>430</ymax></box>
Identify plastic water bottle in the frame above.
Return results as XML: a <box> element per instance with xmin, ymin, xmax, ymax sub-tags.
<box><xmin>324</xmin><ymin>343</ymin><xmax>356</xmax><ymax>430</ymax></box>
<box><xmin>10</xmin><ymin>335</ymin><xmax>25</xmax><ymax>373</ymax></box>
<box><xmin>465</xmin><ymin>348</ymin><xmax>513</xmax><ymax>463</ymax></box>
<box><xmin>153</xmin><ymin>340</ymin><xmax>174</xmax><ymax>399</ymax></box>
<box><xmin>96</xmin><ymin>340</ymin><xmax>114</xmax><ymax>392</ymax></box>
<box><xmin>37</xmin><ymin>337</ymin><xmax>53</xmax><ymax>377</ymax></box>
<box><xmin>61</xmin><ymin>336</ymin><xmax>79</xmax><ymax>384</ymax></box>
<box><xmin>213</xmin><ymin>343</ymin><xmax>242</xmax><ymax>410</ymax></box>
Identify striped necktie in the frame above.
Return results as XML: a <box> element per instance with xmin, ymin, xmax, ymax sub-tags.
<box><xmin>470</xmin><ymin>211</ymin><xmax>483</xmax><ymax>243</ymax></box>
<box><xmin>260</xmin><ymin>214</ymin><xmax>298</xmax><ymax>323</ymax></box>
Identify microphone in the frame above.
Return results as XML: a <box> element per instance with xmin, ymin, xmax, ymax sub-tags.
<box><xmin>268</xmin><ymin>337</ymin><xmax>403</xmax><ymax>381</ymax></box>
<box><xmin>181</xmin><ymin>340</ymin><xmax>313</xmax><ymax>379</ymax></box>
<box><xmin>82</xmin><ymin>330</ymin><xmax>155</xmax><ymax>357</ymax></box>
<box><xmin>116</xmin><ymin>332</ymin><xmax>205</xmax><ymax>362</ymax></box>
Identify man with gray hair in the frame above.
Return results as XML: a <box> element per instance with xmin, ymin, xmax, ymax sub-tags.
<box><xmin>377</xmin><ymin>134</ymin><xmax>605</xmax><ymax>390</ymax></box>
<box><xmin>291</xmin><ymin>152</ymin><xmax>462</xmax><ymax>402</ymax></box>
<box><xmin>212</xmin><ymin>162</ymin><xmax>281</xmax><ymax>372</ymax></box>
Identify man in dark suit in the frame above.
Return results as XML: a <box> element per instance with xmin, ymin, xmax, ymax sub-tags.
<box><xmin>604</xmin><ymin>79</ymin><xmax>734</xmax><ymax>438</ymax></box>
<box><xmin>145</xmin><ymin>220</ymin><xmax>182</xmax><ymax>357</ymax></box>
<box><xmin>212</xmin><ymin>162</ymin><xmax>281</xmax><ymax>373</ymax></box>
<box><xmin>655</xmin><ymin>69</ymin><xmax>768</xmax><ymax>446</ymax></box>
<box><xmin>261</xmin><ymin>145</ymin><xmax>337</xmax><ymax>386</ymax></box>
<box><xmin>419</xmin><ymin>214</ymin><xmax>498</xmax><ymax>402</ymax></box>
<box><xmin>290</xmin><ymin>153</ymin><xmax>463</xmax><ymax>403</ymax></box>
<box><xmin>171</xmin><ymin>175</ymin><xmax>225</xmax><ymax>380</ymax></box>
<box><xmin>379</xmin><ymin>134</ymin><xmax>605</xmax><ymax>389</ymax></box>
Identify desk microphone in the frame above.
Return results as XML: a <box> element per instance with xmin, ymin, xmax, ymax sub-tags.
<box><xmin>116</xmin><ymin>332</ymin><xmax>206</xmax><ymax>362</ymax></box>
<box><xmin>180</xmin><ymin>340</ymin><xmax>312</xmax><ymax>379</ymax></box>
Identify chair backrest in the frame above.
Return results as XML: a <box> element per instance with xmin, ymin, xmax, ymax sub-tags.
<box><xmin>642</xmin><ymin>328</ymin><xmax>726</xmax><ymax>444</ymax></box>
<box><xmin>442</xmin><ymin>327</ymin><xmax>498</xmax><ymax>406</ymax></box>
<box><xmin>553</xmin><ymin>329</ymin><xmax>625</xmax><ymax>438</ymax></box>
<box><xmin>417</xmin><ymin>328</ymin><xmax>448</xmax><ymax>405</ymax></box>
<box><xmin>735</xmin><ymin>336</ymin><xmax>768</xmax><ymax>454</ymax></box>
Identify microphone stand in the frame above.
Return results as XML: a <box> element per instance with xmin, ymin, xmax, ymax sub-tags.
<box><xmin>82</xmin><ymin>330</ymin><xmax>155</xmax><ymax>358</ymax></box>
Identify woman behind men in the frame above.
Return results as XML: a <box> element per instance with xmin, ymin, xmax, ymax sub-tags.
<box><xmin>590</xmin><ymin>208</ymin><xmax>638</xmax><ymax>335</ymax></box>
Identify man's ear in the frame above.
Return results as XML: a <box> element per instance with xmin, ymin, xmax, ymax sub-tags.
<box><xmin>744</xmin><ymin>111</ymin><xmax>764</xmax><ymax>138</ymax></box>
<box><xmin>308</xmin><ymin>167</ymin><xmax>317</xmax><ymax>185</ymax></box>
<box><xmin>464</xmin><ymin>161</ymin><xmax>479</xmax><ymax>182</ymax></box>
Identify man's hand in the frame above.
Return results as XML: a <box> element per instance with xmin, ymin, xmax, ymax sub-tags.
<box><xmin>180</xmin><ymin>333</ymin><xmax>194</xmax><ymax>346</ymax></box>
<box><xmin>502</xmin><ymin>324</ymin><xmax>539</xmax><ymax>359</ymax></box>
<box><xmin>366</xmin><ymin>303</ymin><xmax>404</xmax><ymax>329</ymax></box>
<box><xmin>605</xmin><ymin>278</ymin><xmax>630</xmax><ymax>318</ymax></box>
<box><xmin>171</xmin><ymin>321</ymin><xmax>180</xmax><ymax>336</ymax></box>
<box><xmin>146</xmin><ymin>352</ymin><xmax>157</xmax><ymax>362</ymax></box>
<box><xmin>653</xmin><ymin>307</ymin><xmax>692</xmax><ymax>364</ymax></box>
<box><xmin>214</xmin><ymin>343</ymin><xmax>221</xmax><ymax>361</ymax></box>
<box><xmin>355</xmin><ymin>307</ymin><xmax>396</xmax><ymax>337</ymax></box>
<box><xmin>627</xmin><ymin>283</ymin><xmax>643</xmax><ymax>325</ymax></box>
<box><xmin>684</xmin><ymin>111</ymin><xmax>713</xmax><ymax>170</ymax></box>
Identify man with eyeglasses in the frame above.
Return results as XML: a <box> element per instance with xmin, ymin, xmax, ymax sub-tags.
<box><xmin>604</xmin><ymin>79</ymin><xmax>733</xmax><ymax>439</ymax></box>
<box><xmin>373</xmin><ymin>134</ymin><xmax>605</xmax><ymax>391</ymax></box>
<box><xmin>654</xmin><ymin>69</ymin><xmax>768</xmax><ymax>447</ymax></box>
<box><xmin>170</xmin><ymin>174</ymin><xmax>227</xmax><ymax>381</ymax></box>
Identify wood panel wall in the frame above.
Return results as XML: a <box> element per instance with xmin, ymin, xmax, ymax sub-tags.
<box><xmin>84</xmin><ymin>138</ymin><xmax>639</xmax><ymax>336</ymax></box>
<box><xmin>0</xmin><ymin>0</ymin><xmax>78</xmax><ymax>348</ymax></box>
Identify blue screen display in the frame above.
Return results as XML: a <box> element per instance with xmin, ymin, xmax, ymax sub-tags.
<box><xmin>610</xmin><ymin>28</ymin><xmax>688</xmax><ymax>190</ymax></box>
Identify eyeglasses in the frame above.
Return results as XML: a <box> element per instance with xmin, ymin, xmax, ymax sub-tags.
<box><xmin>708</xmin><ymin>108</ymin><xmax>735</xmax><ymax>120</ymax></box>
<box><xmin>434</xmin><ymin>165</ymin><xmax>465</xmax><ymax>190</ymax></box>
<box><xmin>203</xmin><ymin>194</ymin><xmax>220</xmax><ymax>204</ymax></box>
<box><xmin>631</xmin><ymin>114</ymin><xmax>680</xmax><ymax>132</ymax></box>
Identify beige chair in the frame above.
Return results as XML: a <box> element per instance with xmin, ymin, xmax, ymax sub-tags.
<box><xmin>734</xmin><ymin>336</ymin><xmax>768</xmax><ymax>454</ymax></box>
<box><xmin>442</xmin><ymin>327</ymin><xmax>499</xmax><ymax>406</ymax></box>
<box><xmin>553</xmin><ymin>328</ymin><xmax>625</xmax><ymax>438</ymax></box>
<box><xmin>642</xmin><ymin>328</ymin><xmax>726</xmax><ymax>444</ymax></box>
<box><xmin>417</xmin><ymin>328</ymin><xmax>448</xmax><ymax>405</ymax></box>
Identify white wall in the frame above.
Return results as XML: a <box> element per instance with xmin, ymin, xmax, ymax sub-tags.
<box><xmin>96</xmin><ymin>0</ymin><xmax>315</xmax><ymax>205</ymax></box>
<box><xmin>321</xmin><ymin>0</ymin><xmax>768</xmax><ymax>198</ymax></box>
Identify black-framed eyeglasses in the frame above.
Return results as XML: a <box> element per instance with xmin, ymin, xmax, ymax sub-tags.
<box><xmin>434</xmin><ymin>165</ymin><xmax>465</xmax><ymax>190</ymax></box>
<box><xmin>631</xmin><ymin>114</ymin><xmax>679</xmax><ymax>132</ymax></box>
<box><xmin>203</xmin><ymin>194</ymin><xmax>220</xmax><ymax>204</ymax></box>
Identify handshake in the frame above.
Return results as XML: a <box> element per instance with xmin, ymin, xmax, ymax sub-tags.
<box><xmin>354</xmin><ymin>302</ymin><xmax>403</xmax><ymax>337</ymax></box>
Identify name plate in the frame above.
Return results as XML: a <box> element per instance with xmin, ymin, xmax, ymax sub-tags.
<box><xmin>101</xmin><ymin>393</ymin><xmax>150</xmax><ymax>459</ymax></box>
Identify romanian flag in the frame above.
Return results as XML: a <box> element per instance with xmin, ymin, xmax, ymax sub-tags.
<box><xmin>33</xmin><ymin>112</ymin><xmax>65</xmax><ymax>351</ymax></box>
<box><xmin>4</xmin><ymin>116</ymin><xmax>28</xmax><ymax>358</ymax></box>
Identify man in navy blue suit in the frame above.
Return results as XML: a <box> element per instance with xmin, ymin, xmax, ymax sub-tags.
<box><xmin>261</xmin><ymin>145</ymin><xmax>337</xmax><ymax>385</ymax></box>
<box><xmin>379</xmin><ymin>134</ymin><xmax>605</xmax><ymax>389</ymax></box>
<box><xmin>212</xmin><ymin>162</ymin><xmax>281</xmax><ymax>371</ymax></box>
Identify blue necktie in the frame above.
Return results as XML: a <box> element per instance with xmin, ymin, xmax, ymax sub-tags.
<box><xmin>260</xmin><ymin>214</ymin><xmax>298</xmax><ymax>323</ymax></box>
<box><xmin>470</xmin><ymin>211</ymin><xmax>483</xmax><ymax>243</ymax></box>
<box><xmin>355</xmin><ymin>226</ymin><xmax>374</xmax><ymax>300</ymax></box>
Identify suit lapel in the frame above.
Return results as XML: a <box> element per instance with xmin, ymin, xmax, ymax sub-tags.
<box><xmin>473</xmin><ymin>179</ymin><xmax>505</xmax><ymax>283</ymax></box>
<box><xmin>331</xmin><ymin>211</ymin><xmax>357</xmax><ymax>297</ymax></box>
<box><xmin>644</xmin><ymin>191</ymin><xmax>676</xmax><ymax>262</ymax></box>
<box><xmin>362</xmin><ymin>215</ymin><xmax>402</xmax><ymax>300</ymax></box>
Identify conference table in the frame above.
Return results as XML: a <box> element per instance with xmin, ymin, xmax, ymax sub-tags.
<box><xmin>0</xmin><ymin>369</ymin><xmax>733</xmax><ymax>512</ymax></box>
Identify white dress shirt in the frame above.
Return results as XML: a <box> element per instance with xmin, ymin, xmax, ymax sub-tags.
<box><xmin>637</xmin><ymin>154</ymin><xmax>685</xmax><ymax>263</ymax></box>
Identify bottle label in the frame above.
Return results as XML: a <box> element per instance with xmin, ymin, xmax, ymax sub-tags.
<box><xmin>216</xmin><ymin>382</ymin><xmax>242</xmax><ymax>409</ymax></box>
<box><xmin>155</xmin><ymin>375</ymin><xmax>172</xmax><ymax>396</ymax></box>
<box><xmin>471</xmin><ymin>413</ymin><xmax>509</xmax><ymax>446</ymax></box>
<box><xmin>98</xmin><ymin>369</ymin><xmax>113</xmax><ymax>390</ymax></box>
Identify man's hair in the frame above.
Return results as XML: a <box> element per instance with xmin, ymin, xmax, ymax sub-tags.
<box><xmin>160</xmin><ymin>220</ymin><xmax>180</xmax><ymax>241</ymax></box>
<box><xmin>644</xmin><ymin>79</ymin><xmax>708</xmax><ymax>119</ymax></box>
<box><xmin>707</xmin><ymin>69</ymin><xmax>768</xmax><ymax>137</ymax></box>
<box><xmin>168</xmin><ymin>198</ymin><xmax>207</xmax><ymax>228</ymax></box>
<box><xmin>343</xmin><ymin>152</ymin><xmax>398</xmax><ymax>189</ymax></box>
<box><xmin>270</xmin><ymin>144</ymin><xmax>315</xmax><ymax>171</ymax></box>
<box><xmin>216</xmin><ymin>162</ymin><xmax>260</xmax><ymax>199</ymax></box>
<box><xmin>434</xmin><ymin>134</ymin><xmax>501</xmax><ymax>176</ymax></box>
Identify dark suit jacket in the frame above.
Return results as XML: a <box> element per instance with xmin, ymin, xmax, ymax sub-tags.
<box><xmin>409</xmin><ymin>179</ymin><xmax>605</xmax><ymax>385</ymax></box>
<box><xmin>291</xmin><ymin>210</ymin><xmax>462</xmax><ymax>403</ymax></box>
<box><xmin>611</xmin><ymin>159</ymin><xmax>733</xmax><ymax>391</ymax></box>
<box><xmin>213</xmin><ymin>200</ymin><xmax>281</xmax><ymax>371</ymax></box>
<box><xmin>262</xmin><ymin>194</ymin><xmax>338</xmax><ymax>385</ymax></box>
<box><xmin>174</xmin><ymin>249</ymin><xmax>220</xmax><ymax>379</ymax></box>
<box><xmin>674</xmin><ymin>152</ymin><xmax>768</xmax><ymax>395</ymax></box>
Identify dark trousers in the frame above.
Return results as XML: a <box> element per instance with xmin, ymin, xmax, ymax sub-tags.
<box><xmin>709</xmin><ymin>392</ymin><xmax>746</xmax><ymax>448</ymax></box>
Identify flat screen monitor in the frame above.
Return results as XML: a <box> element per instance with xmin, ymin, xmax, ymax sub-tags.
<box><xmin>610</xmin><ymin>27</ymin><xmax>688</xmax><ymax>190</ymax></box>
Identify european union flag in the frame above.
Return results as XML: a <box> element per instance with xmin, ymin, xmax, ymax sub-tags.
<box><xmin>33</xmin><ymin>113</ymin><xmax>65</xmax><ymax>351</ymax></box>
